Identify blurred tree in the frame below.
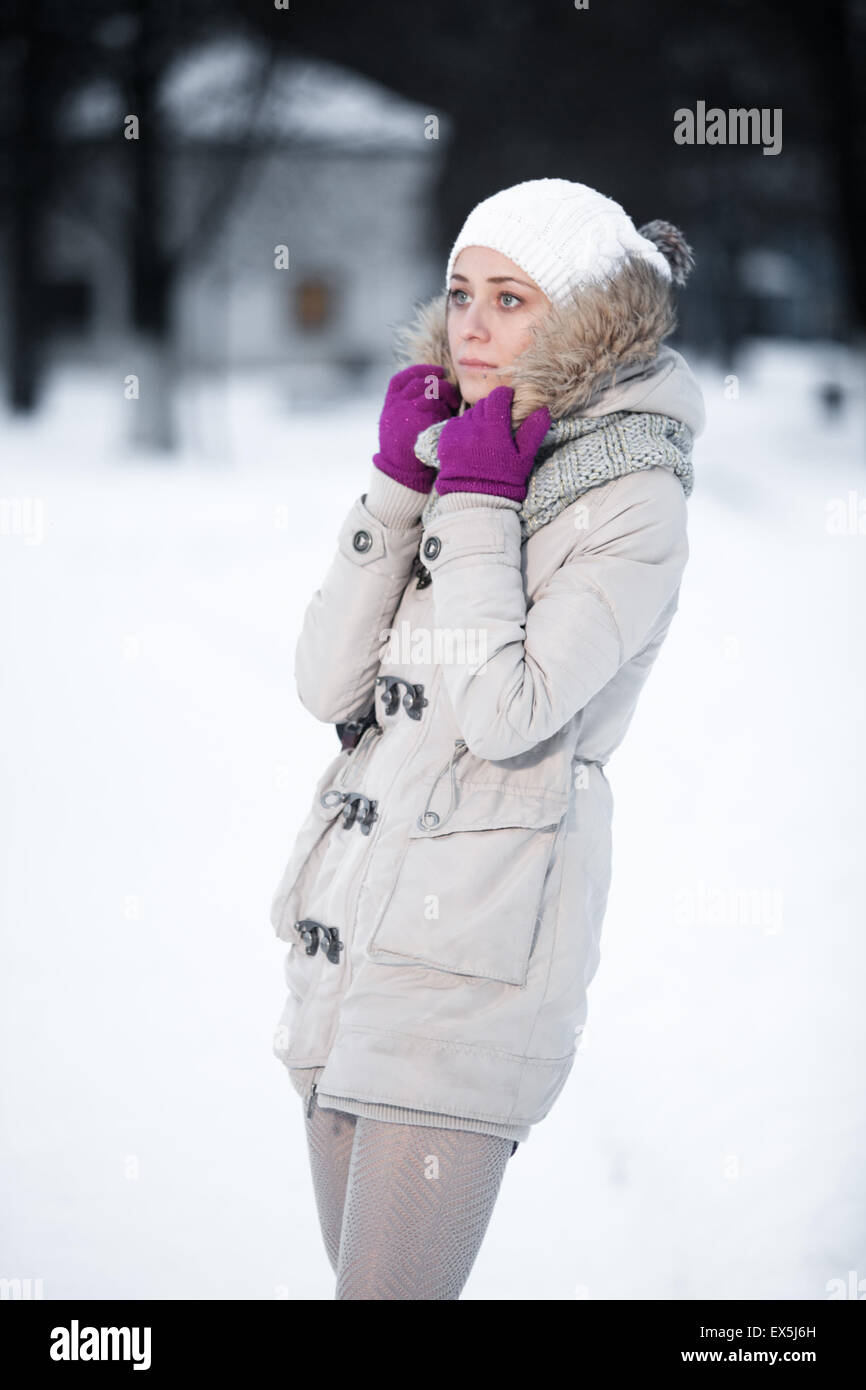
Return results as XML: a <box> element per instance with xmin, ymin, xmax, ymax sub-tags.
<box><xmin>3</xmin><ymin>0</ymin><xmax>56</xmax><ymax>410</ymax></box>
<box><xmin>811</xmin><ymin>0</ymin><xmax>866</xmax><ymax>337</ymax></box>
<box><xmin>0</xmin><ymin>0</ymin><xmax>275</xmax><ymax>441</ymax></box>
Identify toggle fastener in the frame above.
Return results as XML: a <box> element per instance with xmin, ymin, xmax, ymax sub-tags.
<box><xmin>293</xmin><ymin>919</ymin><xmax>344</xmax><ymax>965</ymax></box>
<box><xmin>376</xmin><ymin>675</ymin><xmax>428</xmax><ymax>720</ymax></box>
<box><xmin>320</xmin><ymin>789</ymin><xmax>379</xmax><ymax>834</ymax></box>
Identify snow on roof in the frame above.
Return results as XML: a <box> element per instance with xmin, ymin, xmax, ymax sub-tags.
<box><xmin>63</xmin><ymin>34</ymin><xmax>451</xmax><ymax>151</ymax></box>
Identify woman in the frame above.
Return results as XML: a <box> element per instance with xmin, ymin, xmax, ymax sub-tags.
<box><xmin>270</xmin><ymin>178</ymin><xmax>705</xmax><ymax>1299</ymax></box>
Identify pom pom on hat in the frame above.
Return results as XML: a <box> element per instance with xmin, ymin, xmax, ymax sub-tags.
<box><xmin>636</xmin><ymin>220</ymin><xmax>695</xmax><ymax>286</ymax></box>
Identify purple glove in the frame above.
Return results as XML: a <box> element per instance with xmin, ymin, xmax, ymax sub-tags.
<box><xmin>434</xmin><ymin>386</ymin><xmax>552</xmax><ymax>502</ymax></box>
<box><xmin>373</xmin><ymin>365</ymin><xmax>461</xmax><ymax>493</ymax></box>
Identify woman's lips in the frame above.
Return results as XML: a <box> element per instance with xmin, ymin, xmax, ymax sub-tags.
<box><xmin>459</xmin><ymin>359</ymin><xmax>497</xmax><ymax>370</ymax></box>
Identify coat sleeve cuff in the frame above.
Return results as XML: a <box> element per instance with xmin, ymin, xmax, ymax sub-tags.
<box><xmin>363</xmin><ymin>464</ymin><xmax>429</xmax><ymax>530</ymax></box>
<box><xmin>431</xmin><ymin>491</ymin><xmax>522</xmax><ymax>514</ymax></box>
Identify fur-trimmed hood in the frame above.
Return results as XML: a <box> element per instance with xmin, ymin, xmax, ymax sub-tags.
<box><xmin>391</xmin><ymin>253</ymin><xmax>705</xmax><ymax>439</ymax></box>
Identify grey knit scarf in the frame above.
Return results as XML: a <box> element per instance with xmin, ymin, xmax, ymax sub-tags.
<box><xmin>415</xmin><ymin>409</ymin><xmax>695</xmax><ymax>542</ymax></box>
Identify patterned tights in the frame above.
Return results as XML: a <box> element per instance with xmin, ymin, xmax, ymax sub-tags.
<box><xmin>300</xmin><ymin>1085</ymin><xmax>515</xmax><ymax>1299</ymax></box>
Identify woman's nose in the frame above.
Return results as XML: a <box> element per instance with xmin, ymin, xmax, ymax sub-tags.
<box><xmin>460</xmin><ymin>305</ymin><xmax>491</xmax><ymax>341</ymax></box>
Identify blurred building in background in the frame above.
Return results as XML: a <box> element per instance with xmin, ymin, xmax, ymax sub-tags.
<box><xmin>40</xmin><ymin>37</ymin><xmax>447</xmax><ymax>407</ymax></box>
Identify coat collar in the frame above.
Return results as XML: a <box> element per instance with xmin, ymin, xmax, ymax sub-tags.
<box><xmin>393</xmin><ymin>254</ymin><xmax>704</xmax><ymax>436</ymax></box>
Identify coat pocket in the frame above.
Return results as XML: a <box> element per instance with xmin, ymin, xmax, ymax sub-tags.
<box><xmin>269</xmin><ymin>746</ymin><xmax>351</xmax><ymax>941</ymax></box>
<box><xmin>364</xmin><ymin>788</ymin><xmax>569</xmax><ymax>986</ymax></box>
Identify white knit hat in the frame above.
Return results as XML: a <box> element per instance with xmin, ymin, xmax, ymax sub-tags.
<box><xmin>445</xmin><ymin>177</ymin><xmax>672</xmax><ymax>306</ymax></box>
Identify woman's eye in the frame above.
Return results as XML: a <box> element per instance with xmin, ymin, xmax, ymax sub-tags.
<box><xmin>500</xmin><ymin>292</ymin><xmax>522</xmax><ymax>308</ymax></box>
<box><xmin>448</xmin><ymin>288</ymin><xmax>469</xmax><ymax>305</ymax></box>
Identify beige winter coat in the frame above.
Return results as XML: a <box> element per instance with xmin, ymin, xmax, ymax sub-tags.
<box><xmin>270</xmin><ymin>268</ymin><xmax>706</xmax><ymax>1142</ymax></box>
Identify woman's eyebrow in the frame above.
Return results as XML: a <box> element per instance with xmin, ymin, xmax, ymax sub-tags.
<box><xmin>449</xmin><ymin>273</ymin><xmax>536</xmax><ymax>289</ymax></box>
<box><xmin>486</xmin><ymin>275</ymin><xmax>535</xmax><ymax>288</ymax></box>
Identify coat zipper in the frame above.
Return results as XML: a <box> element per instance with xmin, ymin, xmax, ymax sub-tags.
<box><xmin>306</xmin><ymin>1081</ymin><xmax>318</xmax><ymax>1118</ymax></box>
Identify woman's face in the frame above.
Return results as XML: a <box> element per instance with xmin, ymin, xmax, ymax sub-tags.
<box><xmin>446</xmin><ymin>245</ymin><xmax>551</xmax><ymax>406</ymax></box>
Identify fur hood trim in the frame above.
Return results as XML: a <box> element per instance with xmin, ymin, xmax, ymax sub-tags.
<box><xmin>392</xmin><ymin>254</ymin><xmax>682</xmax><ymax>425</ymax></box>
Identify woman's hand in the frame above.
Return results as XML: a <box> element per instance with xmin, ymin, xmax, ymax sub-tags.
<box><xmin>373</xmin><ymin>365</ymin><xmax>461</xmax><ymax>494</ymax></box>
<box><xmin>434</xmin><ymin>385</ymin><xmax>551</xmax><ymax>502</ymax></box>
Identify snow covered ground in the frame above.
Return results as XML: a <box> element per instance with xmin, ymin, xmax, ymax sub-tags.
<box><xmin>1</xmin><ymin>341</ymin><xmax>863</xmax><ymax>1300</ymax></box>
